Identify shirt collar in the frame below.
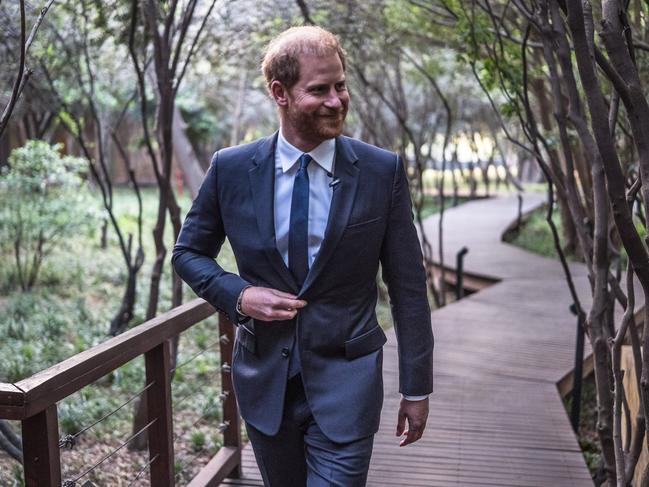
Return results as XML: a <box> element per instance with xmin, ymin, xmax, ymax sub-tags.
<box><xmin>277</xmin><ymin>129</ymin><xmax>335</xmax><ymax>174</ymax></box>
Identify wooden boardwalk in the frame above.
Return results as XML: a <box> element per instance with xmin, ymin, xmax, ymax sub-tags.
<box><xmin>222</xmin><ymin>192</ymin><xmax>594</xmax><ymax>486</ymax></box>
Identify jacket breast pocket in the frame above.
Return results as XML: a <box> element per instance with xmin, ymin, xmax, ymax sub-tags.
<box><xmin>344</xmin><ymin>325</ymin><xmax>387</xmax><ymax>360</ymax></box>
<box><xmin>345</xmin><ymin>216</ymin><xmax>382</xmax><ymax>231</ymax></box>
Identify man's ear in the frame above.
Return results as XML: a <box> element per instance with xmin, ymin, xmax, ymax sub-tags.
<box><xmin>270</xmin><ymin>80</ymin><xmax>289</xmax><ymax>107</ymax></box>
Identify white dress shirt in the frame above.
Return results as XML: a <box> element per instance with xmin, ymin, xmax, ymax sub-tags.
<box><xmin>274</xmin><ymin>130</ymin><xmax>335</xmax><ymax>268</ymax></box>
<box><xmin>273</xmin><ymin>129</ymin><xmax>427</xmax><ymax>402</ymax></box>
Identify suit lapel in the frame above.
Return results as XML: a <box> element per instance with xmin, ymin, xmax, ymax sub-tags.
<box><xmin>301</xmin><ymin>136</ymin><xmax>359</xmax><ymax>296</ymax></box>
<box><xmin>249</xmin><ymin>132</ymin><xmax>299</xmax><ymax>293</ymax></box>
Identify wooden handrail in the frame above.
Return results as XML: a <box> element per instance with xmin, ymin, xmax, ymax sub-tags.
<box><xmin>0</xmin><ymin>299</ymin><xmax>214</xmax><ymax>419</ymax></box>
<box><xmin>0</xmin><ymin>383</ymin><xmax>24</xmax><ymax>417</ymax></box>
<box><xmin>0</xmin><ymin>298</ymin><xmax>243</xmax><ymax>486</ymax></box>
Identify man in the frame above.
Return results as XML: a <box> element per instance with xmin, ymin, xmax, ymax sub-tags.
<box><xmin>172</xmin><ymin>26</ymin><xmax>434</xmax><ymax>486</ymax></box>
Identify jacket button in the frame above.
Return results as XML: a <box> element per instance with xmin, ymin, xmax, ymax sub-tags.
<box><xmin>281</xmin><ymin>347</ymin><xmax>290</xmax><ymax>358</ymax></box>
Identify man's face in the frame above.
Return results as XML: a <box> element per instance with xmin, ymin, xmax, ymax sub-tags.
<box><xmin>275</xmin><ymin>52</ymin><xmax>349</xmax><ymax>148</ymax></box>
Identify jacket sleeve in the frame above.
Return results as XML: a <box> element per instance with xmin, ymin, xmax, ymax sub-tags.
<box><xmin>172</xmin><ymin>151</ymin><xmax>250</xmax><ymax>322</ymax></box>
<box><xmin>379</xmin><ymin>154</ymin><xmax>434</xmax><ymax>396</ymax></box>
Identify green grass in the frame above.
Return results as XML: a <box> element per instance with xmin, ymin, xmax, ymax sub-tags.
<box><xmin>418</xmin><ymin>194</ymin><xmax>471</xmax><ymax>220</ymax></box>
<box><xmin>503</xmin><ymin>205</ymin><xmax>566</xmax><ymax>259</ymax></box>
<box><xmin>504</xmin><ymin>200</ymin><xmax>647</xmax><ymax>269</ymax></box>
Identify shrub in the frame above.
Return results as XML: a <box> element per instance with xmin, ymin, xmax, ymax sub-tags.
<box><xmin>0</xmin><ymin>140</ymin><xmax>98</xmax><ymax>291</ymax></box>
<box><xmin>190</xmin><ymin>431</ymin><xmax>206</xmax><ymax>452</ymax></box>
<box><xmin>0</xmin><ymin>291</ymin><xmax>103</xmax><ymax>382</ymax></box>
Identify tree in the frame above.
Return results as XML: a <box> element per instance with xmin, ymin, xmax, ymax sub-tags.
<box><xmin>0</xmin><ymin>141</ymin><xmax>96</xmax><ymax>291</ymax></box>
<box><xmin>127</xmin><ymin>0</ymin><xmax>218</xmax><ymax>449</ymax></box>
<box><xmin>30</xmin><ymin>0</ymin><xmax>148</xmax><ymax>336</ymax></box>
<box><xmin>421</xmin><ymin>1</ymin><xmax>649</xmax><ymax>484</ymax></box>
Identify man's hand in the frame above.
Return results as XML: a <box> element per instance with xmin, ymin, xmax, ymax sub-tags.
<box><xmin>396</xmin><ymin>396</ymin><xmax>429</xmax><ymax>447</ymax></box>
<box><xmin>241</xmin><ymin>286</ymin><xmax>307</xmax><ymax>321</ymax></box>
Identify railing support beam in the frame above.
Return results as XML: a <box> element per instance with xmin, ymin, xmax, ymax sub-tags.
<box><xmin>219</xmin><ymin>313</ymin><xmax>241</xmax><ymax>478</ymax></box>
<box><xmin>21</xmin><ymin>404</ymin><xmax>61</xmax><ymax>487</ymax></box>
<box><xmin>456</xmin><ymin>247</ymin><xmax>469</xmax><ymax>300</ymax></box>
<box><xmin>145</xmin><ymin>339</ymin><xmax>175</xmax><ymax>486</ymax></box>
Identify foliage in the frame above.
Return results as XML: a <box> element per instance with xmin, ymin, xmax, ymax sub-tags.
<box><xmin>503</xmin><ymin>204</ymin><xmax>566</xmax><ymax>259</ymax></box>
<box><xmin>190</xmin><ymin>431</ymin><xmax>206</xmax><ymax>452</ymax></box>
<box><xmin>0</xmin><ymin>186</ymin><xmax>235</xmax><ymax>484</ymax></box>
<box><xmin>0</xmin><ymin>293</ymin><xmax>95</xmax><ymax>382</ymax></box>
<box><xmin>0</xmin><ymin>141</ymin><xmax>98</xmax><ymax>291</ymax></box>
<box><xmin>419</xmin><ymin>194</ymin><xmax>470</xmax><ymax>220</ymax></box>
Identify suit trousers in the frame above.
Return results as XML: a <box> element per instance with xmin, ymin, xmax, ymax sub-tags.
<box><xmin>245</xmin><ymin>374</ymin><xmax>374</xmax><ymax>487</ymax></box>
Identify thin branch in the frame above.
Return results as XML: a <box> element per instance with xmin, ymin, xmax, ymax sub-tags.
<box><xmin>129</xmin><ymin>0</ymin><xmax>162</xmax><ymax>185</ymax></box>
<box><xmin>0</xmin><ymin>0</ymin><xmax>55</xmax><ymax>137</ymax></box>
<box><xmin>172</xmin><ymin>0</ymin><xmax>217</xmax><ymax>98</ymax></box>
<box><xmin>0</xmin><ymin>0</ymin><xmax>26</xmax><ymax>138</ymax></box>
<box><xmin>24</xmin><ymin>0</ymin><xmax>55</xmax><ymax>52</ymax></box>
<box><xmin>295</xmin><ymin>0</ymin><xmax>315</xmax><ymax>25</ymax></box>
<box><xmin>169</xmin><ymin>0</ymin><xmax>198</xmax><ymax>82</ymax></box>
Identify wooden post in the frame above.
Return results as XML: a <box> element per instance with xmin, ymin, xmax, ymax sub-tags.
<box><xmin>145</xmin><ymin>339</ymin><xmax>175</xmax><ymax>486</ymax></box>
<box><xmin>219</xmin><ymin>313</ymin><xmax>241</xmax><ymax>478</ymax></box>
<box><xmin>21</xmin><ymin>404</ymin><xmax>61</xmax><ymax>487</ymax></box>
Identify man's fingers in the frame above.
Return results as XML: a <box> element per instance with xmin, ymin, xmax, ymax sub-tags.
<box><xmin>270</xmin><ymin>308</ymin><xmax>298</xmax><ymax>321</ymax></box>
<box><xmin>396</xmin><ymin>397</ymin><xmax>428</xmax><ymax>446</ymax></box>
<box><xmin>272</xmin><ymin>297</ymin><xmax>308</xmax><ymax>310</ymax></box>
<box><xmin>399</xmin><ymin>418</ymin><xmax>425</xmax><ymax>446</ymax></box>
<box><xmin>399</xmin><ymin>427</ymin><xmax>422</xmax><ymax>447</ymax></box>
<box><xmin>241</xmin><ymin>287</ymin><xmax>307</xmax><ymax>321</ymax></box>
<box><xmin>265</xmin><ymin>288</ymin><xmax>307</xmax><ymax>310</ymax></box>
<box><xmin>399</xmin><ymin>430</ymin><xmax>410</xmax><ymax>447</ymax></box>
<box><xmin>256</xmin><ymin>306</ymin><xmax>300</xmax><ymax>322</ymax></box>
<box><xmin>269</xmin><ymin>289</ymin><xmax>299</xmax><ymax>299</ymax></box>
<box><xmin>396</xmin><ymin>411</ymin><xmax>406</xmax><ymax>437</ymax></box>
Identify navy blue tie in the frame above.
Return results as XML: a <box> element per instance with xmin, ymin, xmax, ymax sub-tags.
<box><xmin>288</xmin><ymin>153</ymin><xmax>312</xmax><ymax>287</ymax></box>
<box><xmin>287</xmin><ymin>153</ymin><xmax>311</xmax><ymax>378</ymax></box>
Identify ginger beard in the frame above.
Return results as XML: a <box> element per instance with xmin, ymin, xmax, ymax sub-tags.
<box><xmin>284</xmin><ymin>99</ymin><xmax>348</xmax><ymax>143</ymax></box>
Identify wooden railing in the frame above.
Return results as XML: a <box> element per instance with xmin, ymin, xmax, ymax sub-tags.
<box><xmin>0</xmin><ymin>298</ymin><xmax>241</xmax><ymax>486</ymax></box>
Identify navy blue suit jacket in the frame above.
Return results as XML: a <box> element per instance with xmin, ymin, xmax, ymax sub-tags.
<box><xmin>172</xmin><ymin>133</ymin><xmax>434</xmax><ymax>443</ymax></box>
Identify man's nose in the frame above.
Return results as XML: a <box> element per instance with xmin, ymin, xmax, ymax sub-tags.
<box><xmin>324</xmin><ymin>87</ymin><xmax>343</xmax><ymax>108</ymax></box>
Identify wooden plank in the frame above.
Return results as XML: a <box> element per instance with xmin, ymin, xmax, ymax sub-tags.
<box><xmin>21</xmin><ymin>404</ymin><xmax>61</xmax><ymax>486</ymax></box>
<box><xmin>145</xmin><ymin>340</ymin><xmax>175</xmax><ymax>486</ymax></box>
<box><xmin>188</xmin><ymin>446</ymin><xmax>241</xmax><ymax>487</ymax></box>
<box><xmin>9</xmin><ymin>299</ymin><xmax>214</xmax><ymax>419</ymax></box>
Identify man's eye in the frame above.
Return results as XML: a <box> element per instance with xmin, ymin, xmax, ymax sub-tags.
<box><xmin>336</xmin><ymin>83</ymin><xmax>347</xmax><ymax>91</ymax></box>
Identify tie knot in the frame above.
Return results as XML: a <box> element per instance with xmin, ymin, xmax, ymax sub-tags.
<box><xmin>299</xmin><ymin>153</ymin><xmax>312</xmax><ymax>170</ymax></box>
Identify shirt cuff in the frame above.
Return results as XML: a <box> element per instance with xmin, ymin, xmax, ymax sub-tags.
<box><xmin>402</xmin><ymin>394</ymin><xmax>429</xmax><ymax>401</ymax></box>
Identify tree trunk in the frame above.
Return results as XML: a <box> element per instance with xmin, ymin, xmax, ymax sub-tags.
<box><xmin>172</xmin><ymin>106</ymin><xmax>205</xmax><ymax>199</ymax></box>
<box><xmin>0</xmin><ymin>420</ymin><xmax>22</xmax><ymax>463</ymax></box>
